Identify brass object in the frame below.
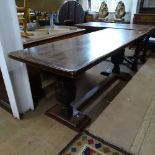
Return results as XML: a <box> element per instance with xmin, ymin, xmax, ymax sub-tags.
<box><xmin>16</xmin><ymin>0</ymin><xmax>65</xmax><ymax>12</ymax></box>
<box><xmin>115</xmin><ymin>1</ymin><xmax>126</xmax><ymax>21</ymax></box>
<box><xmin>16</xmin><ymin>0</ymin><xmax>65</xmax><ymax>37</ymax></box>
<box><xmin>16</xmin><ymin>0</ymin><xmax>31</xmax><ymax>37</ymax></box>
<box><xmin>98</xmin><ymin>1</ymin><xmax>109</xmax><ymax>20</ymax></box>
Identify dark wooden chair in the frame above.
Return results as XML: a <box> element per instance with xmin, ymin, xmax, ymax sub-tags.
<box><xmin>0</xmin><ymin>70</ymin><xmax>10</xmax><ymax>112</ymax></box>
<box><xmin>58</xmin><ymin>1</ymin><xmax>85</xmax><ymax>26</ymax></box>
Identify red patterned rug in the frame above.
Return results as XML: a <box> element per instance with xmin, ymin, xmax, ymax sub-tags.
<box><xmin>59</xmin><ymin>131</ymin><xmax>132</xmax><ymax>155</ymax></box>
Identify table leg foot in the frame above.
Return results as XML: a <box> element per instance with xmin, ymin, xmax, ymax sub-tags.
<box><xmin>115</xmin><ymin>72</ymin><xmax>132</xmax><ymax>81</ymax></box>
<box><xmin>46</xmin><ymin>77</ymin><xmax>90</xmax><ymax>131</ymax></box>
<box><xmin>46</xmin><ymin>104</ymin><xmax>91</xmax><ymax>132</ymax></box>
<box><xmin>101</xmin><ymin>49</ymin><xmax>132</xmax><ymax>81</ymax></box>
<box><xmin>100</xmin><ymin>69</ymin><xmax>111</xmax><ymax>76</ymax></box>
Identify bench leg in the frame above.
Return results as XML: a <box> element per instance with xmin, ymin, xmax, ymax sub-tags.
<box><xmin>132</xmin><ymin>41</ymin><xmax>142</xmax><ymax>71</ymax></box>
<box><xmin>101</xmin><ymin>49</ymin><xmax>132</xmax><ymax>81</ymax></box>
<box><xmin>101</xmin><ymin>49</ymin><xmax>131</xmax><ymax>80</ymax></box>
<box><xmin>140</xmin><ymin>35</ymin><xmax>150</xmax><ymax>63</ymax></box>
<box><xmin>112</xmin><ymin>49</ymin><xmax>132</xmax><ymax>81</ymax></box>
<box><xmin>101</xmin><ymin>49</ymin><xmax>125</xmax><ymax>76</ymax></box>
<box><xmin>46</xmin><ymin>77</ymin><xmax>90</xmax><ymax>131</ymax></box>
<box><xmin>111</xmin><ymin>49</ymin><xmax>125</xmax><ymax>74</ymax></box>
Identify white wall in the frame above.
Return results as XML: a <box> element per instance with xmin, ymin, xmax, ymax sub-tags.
<box><xmin>131</xmin><ymin>0</ymin><xmax>139</xmax><ymax>23</ymax></box>
<box><xmin>0</xmin><ymin>0</ymin><xmax>34</xmax><ymax>118</ymax></box>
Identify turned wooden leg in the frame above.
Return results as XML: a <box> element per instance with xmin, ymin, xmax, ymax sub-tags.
<box><xmin>111</xmin><ymin>49</ymin><xmax>125</xmax><ymax>74</ymax></box>
<box><xmin>55</xmin><ymin>77</ymin><xmax>76</xmax><ymax>118</ymax></box>
<box><xmin>101</xmin><ymin>49</ymin><xmax>131</xmax><ymax>80</ymax></box>
<box><xmin>46</xmin><ymin>76</ymin><xmax>91</xmax><ymax>131</ymax></box>
<box><xmin>111</xmin><ymin>49</ymin><xmax>132</xmax><ymax>81</ymax></box>
<box><xmin>140</xmin><ymin>35</ymin><xmax>150</xmax><ymax>63</ymax></box>
<box><xmin>132</xmin><ymin>41</ymin><xmax>141</xmax><ymax>71</ymax></box>
<box><xmin>100</xmin><ymin>49</ymin><xmax>125</xmax><ymax>76</ymax></box>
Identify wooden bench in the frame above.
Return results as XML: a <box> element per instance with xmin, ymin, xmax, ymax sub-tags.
<box><xmin>0</xmin><ymin>70</ymin><xmax>10</xmax><ymax>110</ymax></box>
<box><xmin>133</xmin><ymin>14</ymin><xmax>155</xmax><ymax>25</ymax></box>
<box><xmin>87</xmin><ymin>58</ymin><xmax>155</xmax><ymax>154</ymax></box>
<box><xmin>133</xmin><ymin>13</ymin><xmax>155</xmax><ymax>49</ymax></box>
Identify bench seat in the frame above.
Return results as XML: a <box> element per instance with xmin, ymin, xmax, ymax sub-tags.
<box><xmin>87</xmin><ymin>58</ymin><xmax>155</xmax><ymax>154</ymax></box>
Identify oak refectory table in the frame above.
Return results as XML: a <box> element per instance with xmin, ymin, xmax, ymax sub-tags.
<box><xmin>9</xmin><ymin>28</ymin><xmax>147</xmax><ymax>131</ymax></box>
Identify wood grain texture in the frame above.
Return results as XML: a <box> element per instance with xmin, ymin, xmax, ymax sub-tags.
<box><xmin>9</xmin><ymin>29</ymin><xmax>146</xmax><ymax>78</ymax></box>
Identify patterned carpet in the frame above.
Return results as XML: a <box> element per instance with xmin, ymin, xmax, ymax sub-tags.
<box><xmin>59</xmin><ymin>131</ymin><xmax>132</xmax><ymax>155</ymax></box>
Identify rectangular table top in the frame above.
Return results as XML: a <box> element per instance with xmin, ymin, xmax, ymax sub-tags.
<box><xmin>9</xmin><ymin>28</ymin><xmax>146</xmax><ymax>78</ymax></box>
<box><xmin>76</xmin><ymin>22</ymin><xmax>155</xmax><ymax>32</ymax></box>
<box><xmin>22</xmin><ymin>26</ymin><xmax>85</xmax><ymax>48</ymax></box>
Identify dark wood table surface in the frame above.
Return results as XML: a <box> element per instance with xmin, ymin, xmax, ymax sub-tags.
<box><xmin>10</xmin><ymin>29</ymin><xmax>146</xmax><ymax>78</ymax></box>
<box><xmin>76</xmin><ymin>22</ymin><xmax>155</xmax><ymax>32</ymax></box>
<box><xmin>9</xmin><ymin>28</ymin><xmax>147</xmax><ymax>131</ymax></box>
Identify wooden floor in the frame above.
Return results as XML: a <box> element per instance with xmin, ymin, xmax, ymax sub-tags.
<box><xmin>0</xmin><ymin>51</ymin><xmax>155</xmax><ymax>155</ymax></box>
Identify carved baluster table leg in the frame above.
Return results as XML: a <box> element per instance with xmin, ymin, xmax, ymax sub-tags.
<box><xmin>46</xmin><ymin>76</ymin><xmax>91</xmax><ymax>131</ymax></box>
<box><xmin>55</xmin><ymin>77</ymin><xmax>76</xmax><ymax>118</ymax></box>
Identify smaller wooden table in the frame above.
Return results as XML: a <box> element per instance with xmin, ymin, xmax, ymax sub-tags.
<box><xmin>22</xmin><ymin>26</ymin><xmax>85</xmax><ymax>48</ymax></box>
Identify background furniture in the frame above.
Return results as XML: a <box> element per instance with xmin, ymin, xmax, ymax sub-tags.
<box><xmin>58</xmin><ymin>1</ymin><xmax>84</xmax><ymax>26</ymax></box>
<box><xmin>133</xmin><ymin>13</ymin><xmax>155</xmax><ymax>49</ymax></box>
<box><xmin>133</xmin><ymin>13</ymin><xmax>155</xmax><ymax>25</ymax></box>
<box><xmin>0</xmin><ymin>70</ymin><xmax>10</xmax><ymax>111</ymax></box>
<box><xmin>22</xmin><ymin>26</ymin><xmax>85</xmax><ymax>48</ymax></box>
<box><xmin>16</xmin><ymin>0</ymin><xmax>64</xmax><ymax>12</ymax></box>
<box><xmin>16</xmin><ymin>0</ymin><xmax>29</xmax><ymax>36</ymax></box>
